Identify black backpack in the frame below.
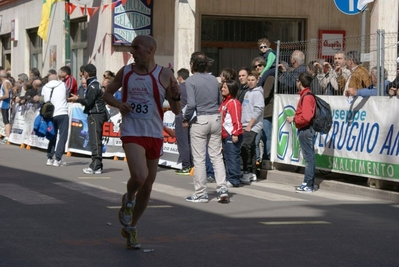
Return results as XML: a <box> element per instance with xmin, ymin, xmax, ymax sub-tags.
<box><xmin>40</xmin><ymin>86</ymin><xmax>55</xmax><ymax>119</ymax></box>
<box><xmin>302</xmin><ymin>92</ymin><xmax>332</xmax><ymax>134</ymax></box>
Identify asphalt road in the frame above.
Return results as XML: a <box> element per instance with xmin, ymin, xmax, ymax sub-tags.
<box><xmin>1</xmin><ymin>144</ymin><xmax>398</xmax><ymax>267</ymax></box>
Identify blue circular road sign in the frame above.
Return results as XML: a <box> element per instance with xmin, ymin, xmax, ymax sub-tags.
<box><xmin>334</xmin><ymin>0</ymin><xmax>364</xmax><ymax>15</ymax></box>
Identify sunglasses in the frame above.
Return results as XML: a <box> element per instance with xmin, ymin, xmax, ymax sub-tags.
<box><xmin>259</xmin><ymin>45</ymin><xmax>268</xmax><ymax>49</ymax></box>
<box><xmin>254</xmin><ymin>64</ymin><xmax>263</xmax><ymax>68</ymax></box>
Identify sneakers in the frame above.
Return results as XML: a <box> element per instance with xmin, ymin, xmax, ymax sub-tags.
<box><xmin>0</xmin><ymin>138</ymin><xmax>8</xmax><ymax>145</ymax></box>
<box><xmin>118</xmin><ymin>193</ymin><xmax>135</xmax><ymax>226</ymax></box>
<box><xmin>82</xmin><ymin>167</ymin><xmax>102</xmax><ymax>174</ymax></box>
<box><xmin>175</xmin><ymin>167</ymin><xmax>192</xmax><ymax>175</ymax></box>
<box><xmin>121</xmin><ymin>226</ymin><xmax>141</xmax><ymax>249</ymax></box>
<box><xmin>53</xmin><ymin>160</ymin><xmax>66</xmax><ymax>167</ymax></box>
<box><xmin>186</xmin><ymin>193</ymin><xmax>209</xmax><ymax>203</ymax></box>
<box><xmin>240</xmin><ymin>172</ymin><xmax>251</xmax><ymax>185</ymax></box>
<box><xmin>226</xmin><ymin>181</ymin><xmax>239</xmax><ymax>188</ymax></box>
<box><xmin>296</xmin><ymin>183</ymin><xmax>314</xmax><ymax>193</ymax></box>
<box><xmin>217</xmin><ymin>188</ymin><xmax>229</xmax><ymax>203</ymax></box>
<box><xmin>249</xmin><ymin>172</ymin><xmax>257</xmax><ymax>182</ymax></box>
<box><xmin>296</xmin><ymin>183</ymin><xmax>307</xmax><ymax>191</ymax></box>
<box><xmin>46</xmin><ymin>159</ymin><xmax>54</xmax><ymax>166</ymax></box>
<box><xmin>206</xmin><ymin>176</ymin><xmax>216</xmax><ymax>183</ymax></box>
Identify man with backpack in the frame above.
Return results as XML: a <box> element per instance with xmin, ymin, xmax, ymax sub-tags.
<box><xmin>286</xmin><ymin>73</ymin><xmax>316</xmax><ymax>193</ymax></box>
<box><xmin>38</xmin><ymin>74</ymin><xmax>69</xmax><ymax>167</ymax></box>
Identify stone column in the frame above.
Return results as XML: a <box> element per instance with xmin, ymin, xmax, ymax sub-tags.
<box><xmin>370</xmin><ymin>0</ymin><xmax>398</xmax><ymax>80</ymax></box>
<box><xmin>174</xmin><ymin>0</ymin><xmax>196</xmax><ymax>73</ymax></box>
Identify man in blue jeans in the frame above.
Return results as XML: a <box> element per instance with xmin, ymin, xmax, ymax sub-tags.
<box><xmin>286</xmin><ymin>73</ymin><xmax>316</xmax><ymax>193</ymax></box>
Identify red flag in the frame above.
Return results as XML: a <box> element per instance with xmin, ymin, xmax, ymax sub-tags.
<box><xmin>79</xmin><ymin>6</ymin><xmax>85</xmax><ymax>15</ymax></box>
<box><xmin>101</xmin><ymin>4</ymin><xmax>109</xmax><ymax>13</ymax></box>
<box><xmin>87</xmin><ymin>6</ymin><xmax>99</xmax><ymax>17</ymax></box>
<box><xmin>65</xmin><ymin>2</ymin><xmax>77</xmax><ymax>15</ymax></box>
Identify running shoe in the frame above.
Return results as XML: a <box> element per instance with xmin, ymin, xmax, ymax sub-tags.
<box><xmin>186</xmin><ymin>193</ymin><xmax>209</xmax><ymax>203</ymax></box>
<box><xmin>53</xmin><ymin>160</ymin><xmax>67</xmax><ymax>167</ymax></box>
<box><xmin>118</xmin><ymin>193</ymin><xmax>135</xmax><ymax>226</ymax></box>
<box><xmin>217</xmin><ymin>188</ymin><xmax>229</xmax><ymax>203</ymax></box>
<box><xmin>121</xmin><ymin>226</ymin><xmax>141</xmax><ymax>249</ymax></box>
<box><xmin>175</xmin><ymin>168</ymin><xmax>191</xmax><ymax>175</ymax></box>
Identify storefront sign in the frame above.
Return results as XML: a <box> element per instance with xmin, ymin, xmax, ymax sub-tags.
<box><xmin>112</xmin><ymin>0</ymin><xmax>153</xmax><ymax>45</ymax></box>
<box><xmin>318</xmin><ymin>30</ymin><xmax>346</xmax><ymax>59</ymax></box>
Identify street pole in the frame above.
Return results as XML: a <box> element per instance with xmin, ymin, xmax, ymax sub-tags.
<box><xmin>65</xmin><ymin>0</ymin><xmax>71</xmax><ymax>66</ymax></box>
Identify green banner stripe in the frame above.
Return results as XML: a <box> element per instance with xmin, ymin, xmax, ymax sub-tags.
<box><xmin>316</xmin><ymin>154</ymin><xmax>399</xmax><ymax>180</ymax></box>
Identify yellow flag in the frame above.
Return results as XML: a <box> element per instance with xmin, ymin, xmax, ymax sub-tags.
<box><xmin>37</xmin><ymin>0</ymin><xmax>57</xmax><ymax>42</ymax></box>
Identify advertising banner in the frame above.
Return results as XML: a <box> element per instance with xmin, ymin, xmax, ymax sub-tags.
<box><xmin>4</xmin><ymin>103</ymin><xmax>181</xmax><ymax>169</ymax></box>
<box><xmin>273</xmin><ymin>95</ymin><xmax>399</xmax><ymax>181</ymax></box>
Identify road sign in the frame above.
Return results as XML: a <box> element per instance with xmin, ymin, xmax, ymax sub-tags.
<box><xmin>334</xmin><ymin>0</ymin><xmax>365</xmax><ymax>15</ymax></box>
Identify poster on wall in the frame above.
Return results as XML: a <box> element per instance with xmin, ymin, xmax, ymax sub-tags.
<box><xmin>112</xmin><ymin>0</ymin><xmax>153</xmax><ymax>45</ymax></box>
<box><xmin>49</xmin><ymin>45</ymin><xmax>57</xmax><ymax>69</ymax></box>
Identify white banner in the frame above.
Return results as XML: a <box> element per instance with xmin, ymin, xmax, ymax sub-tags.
<box><xmin>3</xmin><ymin>103</ymin><xmax>181</xmax><ymax>169</ymax></box>
<box><xmin>272</xmin><ymin>95</ymin><xmax>399</xmax><ymax>181</ymax></box>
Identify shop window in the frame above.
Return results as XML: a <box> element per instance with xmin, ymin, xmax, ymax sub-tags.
<box><xmin>1</xmin><ymin>35</ymin><xmax>11</xmax><ymax>69</ymax></box>
<box><xmin>70</xmin><ymin>19</ymin><xmax>88</xmax><ymax>78</ymax></box>
<box><xmin>28</xmin><ymin>29</ymin><xmax>43</xmax><ymax>70</ymax></box>
<box><xmin>201</xmin><ymin>16</ymin><xmax>305</xmax><ymax>74</ymax></box>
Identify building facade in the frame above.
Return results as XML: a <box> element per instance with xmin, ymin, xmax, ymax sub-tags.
<box><xmin>0</xmin><ymin>0</ymin><xmax>397</xmax><ymax>79</ymax></box>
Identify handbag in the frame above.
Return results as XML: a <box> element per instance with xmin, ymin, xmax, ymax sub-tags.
<box><xmin>40</xmin><ymin>86</ymin><xmax>55</xmax><ymax>119</ymax></box>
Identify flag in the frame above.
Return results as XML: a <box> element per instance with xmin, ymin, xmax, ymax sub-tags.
<box><xmin>357</xmin><ymin>0</ymin><xmax>374</xmax><ymax>10</ymax></box>
<box><xmin>37</xmin><ymin>0</ymin><xmax>58</xmax><ymax>42</ymax></box>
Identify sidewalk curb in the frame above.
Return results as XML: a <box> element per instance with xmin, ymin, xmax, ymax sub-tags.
<box><xmin>265</xmin><ymin>169</ymin><xmax>399</xmax><ymax>203</ymax></box>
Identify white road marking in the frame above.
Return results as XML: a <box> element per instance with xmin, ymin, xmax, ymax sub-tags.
<box><xmin>253</xmin><ymin>182</ymin><xmax>387</xmax><ymax>202</ymax></box>
<box><xmin>54</xmin><ymin>182</ymin><xmax>121</xmax><ymax>203</ymax></box>
<box><xmin>0</xmin><ymin>183</ymin><xmax>64</xmax><ymax>205</ymax></box>
<box><xmin>78</xmin><ymin>177</ymin><xmax>111</xmax><ymax>180</ymax></box>
<box><xmin>260</xmin><ymin>221</ymin><xmax>330</xmax><ymax>225</ymax></box>
<box><xmin>153</xmin><ymin>182</ymin><xmax>305</xmax><ymax>202</ymax></box>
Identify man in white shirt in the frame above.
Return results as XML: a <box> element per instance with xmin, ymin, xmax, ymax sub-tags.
<box><xmin>37</xmin><ymin>74</ymin><xmax>70</xmax><ymax>167</ymax></box>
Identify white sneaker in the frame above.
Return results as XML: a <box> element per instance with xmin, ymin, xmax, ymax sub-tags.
<box><xmin>53</xmin><ymin>160</ymin><xmax>66</xmax><ymax>167</ymax></box>
<box><xmin>249</xmin><ymin>172</ymin><xmax>257</xmax><ymax>182</ymax></box>
<box><xmin>46</xmin><ymin>159</ymin><xmax>54</xmax><ymax>166</ymax></box>
<box><xmin>82</xmin><ymin>167</ymin><xmax>102</xmax><ymax>174</ymax></box>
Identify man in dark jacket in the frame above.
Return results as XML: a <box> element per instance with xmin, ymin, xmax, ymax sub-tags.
<box><xmin>68</xmin><ymin>64</ymin><xmax>108</xmax><ymax>174</ymax></box>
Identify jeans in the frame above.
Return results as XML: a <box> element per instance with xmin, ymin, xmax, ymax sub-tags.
<box><xmin>47</xmin><ymin>114</ymin><xmax>69</xmax><ymax>161</ymax></box>
<box><xmin>223</xmin><ymin>134</ymin><xmax>243</xmax><ymax>186</ymax></box>
<box><xmin>175</xmin><ymin>114</ymin><xmax>193</xmax><ymax>169</ymax></box>
<box><xmin>262</xmin><ymin>117</ymin><xmax>272</xmax><ymax>160</ymax></box>
<box><xmin>190</xmin><ymin>114</ymin><xmax>227</xmax><ymax>195</ymax></box>
<box><xmin>240</xmin><ymin>130</ymin><xmax>257</xmax><ymax>173</ymax></box>
<box><xmin>298</xmin><ymin>127</ymin><xmax>316</xmax><ymax>187</ymax></box>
